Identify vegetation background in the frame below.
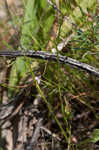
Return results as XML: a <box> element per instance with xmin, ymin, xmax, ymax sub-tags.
<box><xmin>0</xmin><ymin>0</ymin><xmax>99</xmax><ymax>150</ymax></box>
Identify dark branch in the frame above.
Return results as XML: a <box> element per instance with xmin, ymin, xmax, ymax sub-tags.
<box><xmin>26</xmin><ymin>118</ymin><xmax>43</xmax><ymax>150</ymax></box>
<box><xmin>0</xmin><ymin>50</ymin><xmax>99</xmax><ymax>77</ymax></box>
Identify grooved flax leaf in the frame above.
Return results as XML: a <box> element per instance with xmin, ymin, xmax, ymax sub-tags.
<box><xmin>8</xmin><ymin>0</ymin><xmax>39</xmax><ymax>98</ymax></box>
<box><xmin>21</xmin><ymin>0</ymin><xmax>39</xmax><ymax>48</ymax></box>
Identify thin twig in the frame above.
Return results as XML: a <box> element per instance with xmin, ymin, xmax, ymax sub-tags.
<box><xmin>41</xmin><ymin>126</ymin><xmax>61</xmax><ymax>141</ymax></box>
<box><xmin>47</xmin><ymin>0</ymin><xmax>79</xmax><ymax>28</ymax></box>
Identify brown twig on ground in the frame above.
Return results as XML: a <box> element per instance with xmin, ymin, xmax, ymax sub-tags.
<box><xmin>41</xmin><ymin>126</ymin><xmax>61</xmax><ymax>141</ymax></box>
<box><xmin>0</xmin><ymin>85</ymin><xmax>33</xmax><ymax>126</ymax></box>
<box><xmin>26</xmin><ymin>118</ymin><xmax>43</xmax><ymax>150</ymax></box>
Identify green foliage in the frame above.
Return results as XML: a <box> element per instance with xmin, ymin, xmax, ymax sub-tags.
<box><xmin>91</xmin><ymin>129</ymin><xmax>99</xmax><ymax>143</ymax></box>
<box><xmin>3</xmin><ymin>0</ymin><xmax>98</xmax><ymax>149</ymax></box>
<box><xmin>8</xmin><ymin>0</ymin><xmax>55</xmax><ymax>97</ymax></box>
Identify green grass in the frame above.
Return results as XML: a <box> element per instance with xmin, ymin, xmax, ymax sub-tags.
<box><xmin>0</xmin><ymin>0</ymin><xmax>99</xmax><ymax>149</ymax></box>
